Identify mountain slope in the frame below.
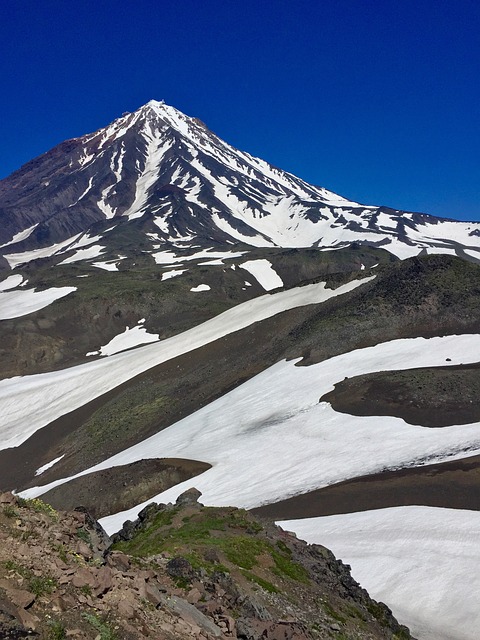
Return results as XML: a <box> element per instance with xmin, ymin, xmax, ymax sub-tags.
<box><xmin>1</xmin><ymin>101</ymin><xmax>480</xmax><ymax>640</ymax></box>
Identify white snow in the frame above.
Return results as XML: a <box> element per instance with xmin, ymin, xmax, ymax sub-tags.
<box><xmin>58</xmin><ymin>245</ymin><xmax>106</xmax><ymax>265</ymax></box>
<box><xmin>463</xmin><ymin>249</ymin><xmax>480</xmax><ymax>260</ymax></box>
<box><xmin>152</xmin><ymin>248</ymin><xmax>245</xmax><ymax>265</ymax></box>
<box><xmin>35</xmin><ymin>455</ymin><xmax>65</xmax><ymax>477</ymax></box>
<box><xmin>3</xmin><ymin>234</ymin><xmax>83</xmax><ymax>268</ymax></box>
<box><xmin>240</xmin><ymin>259</ymin><xmax>283</xmax><ymax>291</ymax></box>
<box><xmin>279</xmin><ymin>507</ymin><xmax>480</xmax><ymax>640</ymax></box>
<box><xmin>161</xmin><ymin>269</ymin><xmax>186</xmax><ymax>281</ymax></box>
<box><xmin>0</xmin><ymin>274</ymin><xmax>23</xmax><ymax>291</ymax></box>
<box><xmin>97</xmin><ymin>143</ymin><xmax>126</xmax><ymax>219</ymax></box>
<box><xmin>122</xmin><ymin>121</ymin><xmax>172</xmax><ymax>219</ymax></box>
<box><xmin>0</xmin><ymin>224</ymin><xmax>38</xmax><ymax>249</ymax></box>
<box><xmin>0</xmin><ymin>277</ymin><xmax>372</xmax><ymax>450</ymax></box>
<box><xmin>91</xmin><ymin>259</ymin><xmax>124</xmax><ymax>272</ymax></box>
<box><xmin>68</xmin><ymin>176</ymin><xmax>94</xmax><ymax>207</ymax></box>
<box><xmin>190</xmin><ymin>284</ymin><xmax>210</xmax><ymax>292</ymax></box>
<box><xmin>37</xmin><ymin>333</ymin><xmax>477</xmax><ymax>536</ymax></box>
<box><xmin>86</xmin><ymin>324</ymin><xmax>160</xmax><ymax>357</ymax></box>
<box><xmin>3</xmin><ymin>232</ymin><xmax>105</xmax><ymax>269</ymax></box>
<box><xmin>0</xmin><ymin>287</ymin><xmax>76</xmax><ymax>320</ymax></box>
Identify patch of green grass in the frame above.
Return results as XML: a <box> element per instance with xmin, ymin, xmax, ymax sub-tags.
<box><xmin>3</xmin><ymin>560</ymin><xmax>57</xmax><ymax>596</ymax></box>
<box><xmin>17</xmin><ymin>497</ymin><xmax>58</xmax><ymax>519</ymax></box>
<box><xmin>2</xmin><ymin>505</ymin><xmax>17</xmax><ymax>518</ymax></box>
<box><xmin>323</xmin><ymin>601</ymin><xmax>347</xmax><ymax>624</ymax></box>
<box><xmin>114</xmin><ymin>506</ymin><xmax>308</xmax><ymax>585</ymax></box>
<box><xmin>46</xmin><ymin>620</ymin><xmax>67</xmax><ymax>640</ymax></box>
<box><xmin>221</xmin><ymin>536</ymin><xmax>267</xmax><ymax>569</ymax></box>
<box><xmin>29</xmin><ymin>575</ymin><xmax>58</xmax><ymax>597</ymax></box>
<box><xmin>83</xmin><ymin>613</ymin><xmax>118</xmax><ymax>640</ymax></box>
<box><xmin>241</xmin><ymin>570</ymin><xmax>279</xmax><ymax>594</ymax></box>
<box><xmin>113</xmin><ymin>507</ymin><xmax>177</xmax><ymax>556</ymax></box>
<box><xmin>55</xmin><ymin>544</ymin><xmax>69</xmax><ymax>564</ymax></box>
<box><xmin>76</xmin><ymin>527</ymin><xmax>91</xmax><ymax>544</ymax></box>
<box><xmin>84</xmin><ymin>380</ymin><xmax>171</xmax><ymax>451</ymax></box>
<box><xmin>270</xmin><ymin>548</ymin><xmax>309</xmax><ymax>583</ymax></box>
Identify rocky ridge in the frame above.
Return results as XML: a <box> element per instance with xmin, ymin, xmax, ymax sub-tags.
<box><xmin>0</xmin><ymin>490</ymin><xmax>412</xmax><ymax>640</ymax></box>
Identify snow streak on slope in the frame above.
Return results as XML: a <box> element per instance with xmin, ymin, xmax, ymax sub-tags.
<box><xmin>0</xmin><ymin>274</ymin><xmax>23</xmax><ymax>291</ymax></box>
<box><xmin>0</xmin><ymin>224</ymin><xmax>38</xmax><ymax>249</ymax></box>
<box><xmin>0</xmin><ymin>286</ymin><xmax>76</xmax><ymax>320</ymax></box>
<box><xmin>280</xmin><ymin>507</ymin><xmax>480</xmax><ymax>640</ymax></box>
<box><xmin>0</xmin><ymin>277</ymin><xmax>372</xmax><ymax>449</ymax></box>
<box><xmin>97</xmin><ymin>143</ymin><xmax>126</xmax><ymax>219</ymax></box>
<box><xmin>121</xmin><ymin>118</ymin><xmax>172</xmax><ymax>220</ymax></box>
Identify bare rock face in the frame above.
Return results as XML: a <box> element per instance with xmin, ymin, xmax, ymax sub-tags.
<box><xmin>176</xmin><ymin>487</ymin><xmax>203</xmax><ymax>507</ymax></box>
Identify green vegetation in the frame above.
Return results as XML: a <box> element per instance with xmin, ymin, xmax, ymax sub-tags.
<box><xmin>83</xmin><ymin>613</ymin><xmax>118</xmax><ymax>640</ymax></box>
<box><xmin>17</xmin><ymin>497</ymin><xmax>58</xmax><ymax>519</ymax></box>
<box><xmin>113</xmin><ymin>506</ymin><xmax>309</xmax><ymax>585</ymax></box>
<box><xmin>2</xmin><ymin>505</ymin><xmax>17</xmax><ymax>518</ymax></box>
<box><xmin>241</xmin><ymin>570</ymin><xmax>279</xmax><ymax>594</ymax></box>
<box><xmin>84</xmin><ymin>379</ymin><xmax>171</xmax><ymax>452</ymax></box>
<box><xmin>323</xmin><ymin>600</ymin><xmax>347</xmax><ymax>624</ymax></box>
<box><xmin>76</xmin><ymin>527</ymin><xmax>91</xmax><ymax>544</ymax></box>
<box><xmin>46</xmin><ymin>620</ymin><xmax>67</xmax><ymax>640</ymax></box>
<box><xmin>4</xmin><ymin>560</ymin><xmax>57</xmax><ymax>596</ymax></box>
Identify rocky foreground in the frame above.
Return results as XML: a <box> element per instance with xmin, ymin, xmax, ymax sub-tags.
<box><xmin>0</xmin><ymin>490</ymin><xmax>412</xmax><ymax>640</ymax></box>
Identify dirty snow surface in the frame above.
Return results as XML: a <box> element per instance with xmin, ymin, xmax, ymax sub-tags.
<box><xmin>279</xmin><ymin>507</ymin><xmax>480</xmax><ymax>640</ymax></box>
<box><xmin>0</xmin><ymin>286</ymin><xmax>76</xmax><ymax>320</ymax></box>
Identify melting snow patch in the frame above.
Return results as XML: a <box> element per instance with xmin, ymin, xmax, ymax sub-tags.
<box><xmin>162</xmin><ymin>269</ymin><xmax>186</xmax><ymax>281</ymax></box>
<box><xmin>0</xmin><ymin>224</ymin><xmax>38</xmax><ymax>249</ymax></box>
<box><xmin>92</xmin><ymin>260</ymin><xmax>122</xmax><ymax>272</ymax></box>
<box><xmin>35</xmin><ymin>455</ymin><xmax>65</xmax><ymax>477</ymax></box>
<box><xmin>0</xmin><ymin>277</ymin><xmax>374</xmax><ymax>451</ymax></box>
<box><xmin>0</xmin><ymin>274</ymin><xmax>23</xmax><ymax>291</ymax></box>
<box><xmin>86</xmin><ymin>324</ymin><xmax>160</xmax><ymax>357</ymax></box>
<box><xmin>240</xmin><ymin>259</ymin><xmax>283</xmax><ymax>291</ymax></box>
<box><xmin>190</xmin><ymin>284</ymin><xmax>210</xmax><ymax>292</ymax></box>
<box><xmin>0</xmin><ymin>287</ymin><xmax>76</xmax><ymax>320</ymax></box>
<box><xmin>58</xmin><ymin>245</ymin><xmax>106</xmax><ymax>265</ymax></box>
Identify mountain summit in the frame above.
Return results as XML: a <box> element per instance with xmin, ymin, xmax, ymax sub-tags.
<box><xmin>1</xmin><ymin>100</ymin><xmax>480</xmax><ymax>268</ymax></box>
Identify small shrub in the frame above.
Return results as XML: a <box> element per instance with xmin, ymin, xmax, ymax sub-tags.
<box><xmin>2</xmin><ymin>505</ymin><xmax>17</xmax><ymax>518</ymax></box>
<box><xmin>17</xmin><ymin>497</ymin><xmax>58</xmax><ymax>519</ymax></box>
<box><xmin>47</xmin><ymin>620</ymin><xmax>67</xmax><ymax>640</ymax></box>
<box><xmin>83</xmin><ymin>613</ymin><xmax>118</xmax><ymax>640</ymax></box>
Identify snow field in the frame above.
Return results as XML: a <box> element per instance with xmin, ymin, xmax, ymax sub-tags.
<box><xmin>0</xmin><ymin>286</ymin><xmax>77</xmax><ymax>320</ymax></box>
<box><xmin>22</xmin><ymin>334</ymin><xmax>480</xmax><ymax>527</ymax></box>
<box><xmin>279</xmin><ymin>507</ymin><xmax>480</xmax><ymax>640</ymax></box>
<box><xmin>0</xmin><ymin>277</ymin><xmax>372</xmax><ymax>449</ymax></box>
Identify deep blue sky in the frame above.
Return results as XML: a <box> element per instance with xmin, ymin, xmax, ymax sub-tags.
<box><xmin>1</xmin><ymin>0</ymin><xmax>479</xmax><ymax>221</ymax></box>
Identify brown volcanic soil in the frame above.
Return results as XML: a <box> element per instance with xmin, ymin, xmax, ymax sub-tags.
<box><xmin>41</xmin><ymin>458</ymin><xmax>211</xmax><ymax>519</ymax></box>
<box><xmin>252</xmin><ymin>454</ymin><xmax>480</xmax><ymax>520</ymax></box>
<box><xmin>320</xmin><ymin>363</ymin><xmax>480</xmax><ymax>427</ymax></box>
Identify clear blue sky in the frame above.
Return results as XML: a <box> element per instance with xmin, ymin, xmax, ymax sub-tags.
<box><xmin>1</xmin><ymin>0</ymin><xmax>479</xmax><ymax>221</ymax></box>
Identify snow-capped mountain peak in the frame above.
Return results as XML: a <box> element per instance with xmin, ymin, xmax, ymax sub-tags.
<box><xmin>1</xmin><ymin>101</ymin><xmax>480</xmax><ymax>269</ymax></box>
